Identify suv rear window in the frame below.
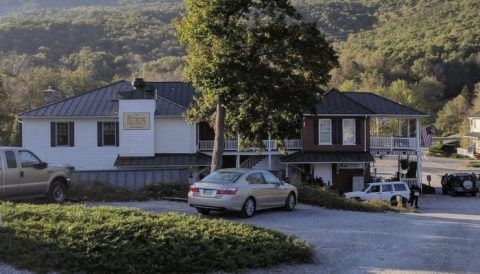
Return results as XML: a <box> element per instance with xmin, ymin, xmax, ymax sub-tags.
<box><xmin>394</xmin><ymin>183</ymin><xmax>407</xmax><ymax>191</ymax></box>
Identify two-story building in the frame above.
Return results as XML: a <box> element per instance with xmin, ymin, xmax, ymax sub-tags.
<box><xmin>459</xmin><ymin>112</ymin><xmax>480</xmax><ymax>158</ymax></box>
<box><xmin>19</xmin><ymin>81</ymin><xmax>427</xmax><ymax>191</ymax></box>
<box><xmin>282</xmin><ymin>89</ymin><xmax>428</xmax><ymax>193</ymax></box>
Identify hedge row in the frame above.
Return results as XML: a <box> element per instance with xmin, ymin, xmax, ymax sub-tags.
<box><xmin>0</xmin><ymin>203</ymin><xmax>313</xmax><ymax>273</ymax></box>
<box><xmin>297</xmin><ymin>185</ymin><xmax>411</xmax><ymax>213</ymax></box>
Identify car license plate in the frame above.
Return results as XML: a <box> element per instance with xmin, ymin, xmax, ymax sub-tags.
<box><xmin>202</xmin><ymin>189</ymin><xmax>214</xmax><ymax>196</ymax></box>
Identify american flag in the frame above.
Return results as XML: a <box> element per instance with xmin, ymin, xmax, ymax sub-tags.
<box><xmin>421</xmin><ymin>125</ymin><xmax>433</xmax><ymax>147</ymax></box>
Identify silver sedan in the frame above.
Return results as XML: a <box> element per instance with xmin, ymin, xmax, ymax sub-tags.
<box><xmin>188</xmin><ymin>168</ymin><xmax>297</xmax><ymax>217</ymax></box>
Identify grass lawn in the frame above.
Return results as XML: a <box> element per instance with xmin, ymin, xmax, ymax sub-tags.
<box><xmin>297</xmin><ymin>185</ymin><xmax>414</xmax><ymax>213</ymax></box>
<box><xmin>0</xmin><ymin>203</ymin><xmax>313</xmax><ymax>273</ymax></box>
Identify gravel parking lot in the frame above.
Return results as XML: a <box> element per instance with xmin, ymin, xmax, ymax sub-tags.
<box><xmin>3</xmin><ymin>193</ymin><xmax>479</xmax><ymax>274</ymax></box>
<box><xmin>93</xmin><ymin>194</ymin><xmax>480</xmax><ymax>274</ymax></box>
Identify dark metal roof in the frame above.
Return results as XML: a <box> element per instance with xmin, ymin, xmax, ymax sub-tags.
<box><xmin>466</xmin><ymin>132</ymin><xmax>480</xmax><ymax>138</ymax></box>
<box><xmin>343</xmin><ymin>92</ymin><xmax>427</xmax><ymax>117</ymax></box>
<box><xmin>314</xmin><ymin>89</ymin><xmax>372</xmax><ymax>115</ymax></box>
<box><xmin>19</xmin><ymin>81</ymin><xmax>196</xmax><ymax>118</ymax></box>
<box><xmin>281</xmin><ymin>151</ymin><xmax>375</xmax><ymax>163</ymax></box>
<box><xmin>115</xmin><ymin>153</ymin><xmax>211</xmax><ymax>167</ymax></box>
<box><xmin>309</xmin><ymin>89</ymin><xmax>427</xmax><ymax>117</ymax></box>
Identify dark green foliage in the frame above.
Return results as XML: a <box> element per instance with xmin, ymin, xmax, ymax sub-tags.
<box><xmin>297</xmin><ymin>184</ymin><xmax>410</xmax><ymax>213</ymax></box>
<box><xmin>428</xmin><ymin>143</ymin><xmax>457</xmax><ymax>157</ymax></box>
<box><xmin>0</xmin><ymin>202</ymin><xmax>313</xmax><ymax>273</ymax></box>
<box><xmin>421</xmin><ymin>184</ymin><xmax>435</xmax><ymax>194</ymax></box>
<box><xmin>68</xmin><ymin>182</ymin><xmax>189</xmax><ymax>201</ymax></box>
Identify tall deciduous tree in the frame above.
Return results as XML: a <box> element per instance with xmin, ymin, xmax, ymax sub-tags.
<box><xmin>176</xmin><ymin>0</ymin><xmax>338</xmax><ymax>171</ymax></box>
<box><xmin>435</xmin><ymin>94</ymin><xmax>468</xmax><ymax>135</ymax></box>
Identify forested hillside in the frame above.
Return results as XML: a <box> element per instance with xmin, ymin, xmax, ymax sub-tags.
<box><xmin>0</xmin><ymin>0</ymin><xmax>479</xmax><ymax>144</ymax></box>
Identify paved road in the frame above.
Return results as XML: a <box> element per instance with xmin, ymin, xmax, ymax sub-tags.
<box><xmin>374</xmin><ymin>152</ymin><xmax>480</xmax><ymax>188</ymax></box>
<box><xmin>94</xmin><ymin>195</ymin><xmax>480</xmax><ymax>274</ymax></box>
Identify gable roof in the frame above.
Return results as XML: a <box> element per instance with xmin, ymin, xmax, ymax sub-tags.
<box><xmin>309</xmin><ymin>89</ymin><xmax>427</xmax><ymax>117</ymax></box>
<box><xmin>19</xmin><ymin>81</ymin><xmax>195</xmax><ymax>118</ymax></box>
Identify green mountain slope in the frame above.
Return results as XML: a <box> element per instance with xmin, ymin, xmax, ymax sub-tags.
<box><xmin>0</xmin><ymin>0</ymin><xmax>478</xmax><ymax>143</ymax></box>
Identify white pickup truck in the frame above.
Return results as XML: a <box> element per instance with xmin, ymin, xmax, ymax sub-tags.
<box><xmin>0</xmin><ymin>147</ymin><xmax>72</xmax><ymax>203</ymax></box>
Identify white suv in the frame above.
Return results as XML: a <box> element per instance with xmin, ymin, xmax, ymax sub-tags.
<box><xmin>344</xmin><ymin>182</ymin><xmax>411</xmax><ymax>205</ymax></box>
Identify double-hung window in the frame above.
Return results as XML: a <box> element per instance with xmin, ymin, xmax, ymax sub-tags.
<box><xmin>51</xmin><ymin>122</ymin><xmax>74</xmax><ymax>147</ymax></box>
<box><xmin>98</xmin><ymin>122</ymin><xmax>119</xmax><ymax>147</ymax></box>
<box><xmin>343</xmin><ymin>119</ymin><xmax>356</xmax><ymax>145</ymax></box>
<box><xmin>318</xmin><ymin>119</ymin><xmax>332</xmax><ymax>145</ymax></box>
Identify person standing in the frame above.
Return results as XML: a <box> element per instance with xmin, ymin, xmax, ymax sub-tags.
<box><xmin>410</xmin><ymin>183</ymin><xmax>421</xmax><ymax>208</ymax></box>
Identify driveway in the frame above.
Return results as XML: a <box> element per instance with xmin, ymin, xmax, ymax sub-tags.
<box><xmin>93</xmin><ymin>195</ymin><xmax>480</xmax><ymax>274</ymax></box>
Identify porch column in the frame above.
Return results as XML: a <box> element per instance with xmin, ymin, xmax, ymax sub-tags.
<box><xmin>236</xmin><ymin>132</ymin><xmax>240</xmax><ymax>168</ymax></box>
<box><xmin>268</xmin><ymin>136</ymin><xmax>272</xmax><ymax>170</ymax></box>
<box><xmin>286</xmin><ymin>163</ymin><xmax>289</xmax><ymax>177</ymax></box>
<box><xmin>415</xmin><ymin>118</ymin><xmax>423</xmax><ymax>187</ymax></box>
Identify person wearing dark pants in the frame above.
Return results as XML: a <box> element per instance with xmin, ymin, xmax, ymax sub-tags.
<box><xmin>410</xmin><ymin>183</ymin><xmax>420</xmax><ymax>208</ymax></box>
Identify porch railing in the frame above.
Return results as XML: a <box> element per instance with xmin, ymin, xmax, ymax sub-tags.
<box><xmin>370</xmin><ymin>136</ymin><xmax>418</xmax><ymax>150</ymax></box>
<box><xmin>198</xmin><ymin>139</ymin><xmax>302</xmax><ymax>151</ymax></box>
<box><xmin>400</xmin><ymin>178</ymin><xmax>418</xmax><ymax>187</ymax></box>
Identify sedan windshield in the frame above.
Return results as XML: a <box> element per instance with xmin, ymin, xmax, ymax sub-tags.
<box><xmin>201</xmin><ymin>171</ymin><xmax>243</xmax><ymax>184</ymax></box>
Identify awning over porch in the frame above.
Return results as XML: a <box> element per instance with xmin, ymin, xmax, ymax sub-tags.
<box><xmin>281</xmin><ymin>151</ymin><xmax>374</xmax><ymax>164</ymax></box>
<box><xmin>115</xmin><ymin>153</ymin><xmax>211</xmax><ymax>168</ymax></box>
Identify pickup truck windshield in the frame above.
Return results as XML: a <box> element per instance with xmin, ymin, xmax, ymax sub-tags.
<box><xmin>201</xmin><ymin>171</ymin><xmax>242</xmax><ymax>184</ymax></box>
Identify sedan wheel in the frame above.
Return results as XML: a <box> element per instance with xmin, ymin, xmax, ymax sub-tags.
<box><xmin>285</xmin><ymin>193</ymin><xmax>296</xmax><ymax>211</ymax></box>
<box><xmin>241</xmin><ymin>198</ymin><xmax>256</xmax><ymax>218</ymax></box>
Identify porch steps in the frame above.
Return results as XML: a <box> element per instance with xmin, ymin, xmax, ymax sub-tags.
<box><xmin>240</xmin><ymin>156</ymin><xmax>266</xmax><ymax>169</ymax></box>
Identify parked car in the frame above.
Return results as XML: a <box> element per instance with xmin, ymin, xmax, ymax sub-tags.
<box><xmin>344</xmin><ymin>181</ymin><xmax>411</xmax><ymax>205</ymax></box>
<box><xmin>188</xmin><ymin>168</ymin><xmax>297</xmax><ymax>217</ymax></box>
<box><xmin>441</xmin><ymin>173</ymin><xmax>478</xmax><ymax>196</ymax></box>
<box><xmin>0</xmin><ymin>147</ymin><xmax>72</xmax><ymax>203</ymax></box>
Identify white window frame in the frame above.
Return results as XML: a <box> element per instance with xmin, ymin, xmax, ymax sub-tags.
<box><xmin>318</xmin><ymin>119</ymin><xmax>332</xmax><ymax>145</ymax></box>
<box><xmin>342</xmin><ymin>119</ymin><xmax>356</xmax><ymax>145</ymax></box>
<box><xmin>55</xmin><ymin>122</ymin><xmax>70</xmax><ymax>147</ymax></box>
<box><xmin>102</xmin><ymin>121</ymin><xmax>117</xmax><ymax>147</ymax></box>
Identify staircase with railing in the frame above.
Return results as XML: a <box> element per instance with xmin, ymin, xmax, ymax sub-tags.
<box><xmin>240</xmin><ymin>156</ymin><xmax>266</xmax><ymax>169</ymax></box>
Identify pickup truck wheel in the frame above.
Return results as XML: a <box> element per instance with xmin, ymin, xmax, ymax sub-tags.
<box><xmin>48</xmin><ymin>181</ymin><xmax>67</xmax><ymax>203</ymax></box>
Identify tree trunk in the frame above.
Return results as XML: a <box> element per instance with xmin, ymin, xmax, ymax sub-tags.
<box><xmin>211</xmin><ymin>95</ymin><xmax>225</xmax><ymax>172</ymax></box>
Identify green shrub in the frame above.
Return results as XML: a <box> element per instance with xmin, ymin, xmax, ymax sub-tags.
<box><xmin>68</xmin><ymin>182</ymin><xmax>189</xmax><ymax>201</ymax></box>
<box><xmin>297</xmin><ymin>185</ymin><xmax>411</xmax><ymax>213</ymax></box>
<box><xmin>468</xmin><ymin>161</ymin><xmax>480</xmax><ymax>167</ymax></box>
<box><xmin>421</xmin><ymin>184</ymin><xmax>436</xmax><ymax>194</ymax></box>
<box><xmin>0</xmin><ymin>203</ymin><xmax>313</xmax><ymax>273</ymax></box>
<box><xmin>428</xmin><ymin>143</ymin><xmax>457</xmax><ymax>157</ymax></box>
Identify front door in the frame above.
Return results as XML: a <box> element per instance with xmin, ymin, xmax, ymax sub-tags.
<box><xmin>17</xmin><ymin>150</ymin><xmax>50</xmax><ymax>195</ymax></box>
<box><xmin>314</xmin><ymin>163</ymin><xmax>332</xmax><ymax>186</ymax></box>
